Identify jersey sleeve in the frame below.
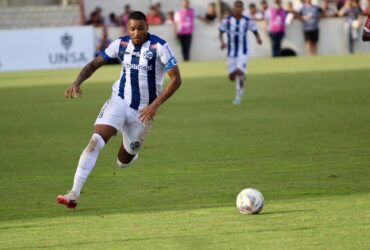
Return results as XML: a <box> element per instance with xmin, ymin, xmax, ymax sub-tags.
<box><xmin>219</xmin><ymin>18</ymin><xmax>227</xmax><ymax>33</ymax></box>
<box><xmin>100</xmin><ymin>39</ymin><xmax>120</xmax><ymax>62</ymax></box>
<box><xmin>159</xmin><ymin>43</ymin><xmax>178</xmax><ymax>72</ymax></box>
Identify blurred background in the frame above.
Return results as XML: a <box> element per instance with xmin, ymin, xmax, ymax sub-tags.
<box><xmin>0</xmin><ymin>0</ymin><xmax>369</xmax><ymax>72</ymax></box>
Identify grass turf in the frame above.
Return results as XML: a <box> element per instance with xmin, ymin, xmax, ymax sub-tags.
<box><xmin>0</xmin><ymin>54</ymin><xmax>370</xmax><ymax>249</ymax></box>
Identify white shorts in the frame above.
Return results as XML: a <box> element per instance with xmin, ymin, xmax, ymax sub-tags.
<box><xmin>95</xmin><ymin>93</ymin><xmax>153</xmax><ymax>155</ymax></box>
<box><xmin>227</xmin><ymin>55</ymin><xmax>249</xmax><ymax>74</ymax></box>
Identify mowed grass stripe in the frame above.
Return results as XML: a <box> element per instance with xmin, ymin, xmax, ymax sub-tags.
<box><xmin>0</xmin><ymin>55</ymin><xmax>369</xmax><ymax>249</ymax></box>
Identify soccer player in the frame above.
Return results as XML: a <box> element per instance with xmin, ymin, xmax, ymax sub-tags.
<box><xmin>219</xmin><ymin>0</ymin><xmax>262</xmax><ymax>105</ymax></box>
<box><xmin>57</xmin><ymin>11</ymin><xmax>182</xmax><ymax>209</ymax></box>
<box><xmin>362</xmin><ymin>15</ymin><xmax>370</xmax><ymax>41</ymax></box>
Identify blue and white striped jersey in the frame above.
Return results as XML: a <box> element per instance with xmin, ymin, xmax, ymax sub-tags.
<box><xmin>219</xmin><ymin>15</ymin><xmax>257</xmax><ymax>57</ymax></box>
<box><xmin>101</xmin><ymin>34</ymin><xmax>178</xmax><ymax>111</ymax></box>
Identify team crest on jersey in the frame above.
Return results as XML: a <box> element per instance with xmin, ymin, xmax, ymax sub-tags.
<box><xmin>143</xmin><ymin>50</ymin><xmax>154</xmax><ymax>60</ymax></box>
<box><xmin>130</xmin><ymin>141</ymin><xmax>141</xmax><ymax>151</ymax></box>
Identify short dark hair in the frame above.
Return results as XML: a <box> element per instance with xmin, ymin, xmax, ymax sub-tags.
<box><xmin>234</xmin><ymin>0</ymin><xmax>244</xmax><ymax>7</ymax></box>
<box><xmin>128</xmin><ymin>11</ymin><xmax>147</xmax><ymax>22</ymax></box>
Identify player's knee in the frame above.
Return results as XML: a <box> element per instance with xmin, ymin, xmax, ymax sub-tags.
<box><xmin>229</xmin><ymin>74</ymin><xmax>236</xmax><ymax>81</ymax></box>
<box><xmin>117</xmin><ymin>154</ymin><xmax>138</xmax><ymax>168</ymax></box>
<box><xmin>85</xmin><ymin>133</ymin><xmax>105</xmax><ymax>153</ymax></box>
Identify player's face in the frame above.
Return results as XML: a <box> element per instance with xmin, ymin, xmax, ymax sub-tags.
<box><xmin>234</xmin><ymin>3</ymin><xmax>244</xmax><ymax>16</ymax></box>
<box><xmin>127</xmin><ymin>19</ymin><xmax>149</xmax><ymax>45</ymax></box>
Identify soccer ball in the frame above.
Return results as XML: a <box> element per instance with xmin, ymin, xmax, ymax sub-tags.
<box><xmin>236</xmin><ymin>188</ymin><xmax>264</xmax><ymax>214</ymax></box>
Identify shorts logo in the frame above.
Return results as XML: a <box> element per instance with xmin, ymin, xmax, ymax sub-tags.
<box><xmin>130</xmin><ymin>141</ymin><xmax>141</xmax><ymax>151</ymax></box>
<box><xmin>143</xmin><ymin>50</ymin><xmax>154</xmax><ymax>60</ymax></box>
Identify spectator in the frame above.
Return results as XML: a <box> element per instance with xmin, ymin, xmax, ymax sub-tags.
<box><xmin>198</xmin><ymin>2</ymin><xmax>217</xmax><ymax>23</ymax></box>
<box><xmin>363</xmin><ymin>15</ymin><xmax>370</xmax><ymax>40</ymax></box>
<box><xmin>246</xmin><ymin>3</ymin><xmax>264</xmax><ymax>21</ymax></box>
<box><xmin>85</xmin><ymin>10</ymin><xmax>104</xmax><ymax>27</ymax></box>
<box><xmin>165</xmin><ymin>11</ymin><xmax>175</xmax><ymax>25</ymax></box>
<box><xmin>105</xmin><ymin>13</ymin><xmax>120</xmax><ymax>27</ymax></box>
<box><xmin>285</xmin><ymin>1</ymin><xmax>299</xmax><ymax>24</ymax></box>
<box><xmin>120</xmin><ymin>4</ymin><xmax>132</xmax><ymax>35</ymax></box>
<box><xmin>147</xmin><ymin>5</ymin><xmax>163</xmax><ymax>25</ymax></box>
<box><xmin>264</xmin><ymin>0</ymin><xmax>287</xmax><ymax>57</ymax></box>
<box><xmin>339</xmin><ymin>0</ymin><xmax>363</xmax><ymax>53</ymax></box>
<box><xmin>174</xmin><ymin>0</ymin><xmax>195</xmax><ymax>61</ymax></box>
<box><xmin>95</xmin><ymin>27</ymin><xmax>111</xmax><ymax>57</ymax></box>
<box><xmin>260</xmin><ymin>0</ymin><xmax>269</xmax><ymax>18</ymax></box>
<box><xmin>214</xmin><ymin>0</ymin><xmax>232</xmax><ymax>20</ymax></box>
<box><xmin>222</xmin><ymin>9</ymin><xmax>232</xmax><ymax>18</ymax></box>
<box><xmin>337</xmin><ymin>0</ymin><xmax>346</xmax><ymax>10</ymax></box>
<box><xmin>299</xmin><ymin>0</ymin><xmax>323</xmax><ymax>55</ymax></box>
<box><xmin>155</xmin><ymin>2</ymin><xmax>167</xmax><ymax>23</ymax></box>
<box><xmin>321</xmin><ymin>0</ymin><xmax>338</xmax><ymax>17</ymax></box>
<box><xmin>94</xmin><ymin>7</ymin><xmax>105</xmax><ymax>25</ymax></box>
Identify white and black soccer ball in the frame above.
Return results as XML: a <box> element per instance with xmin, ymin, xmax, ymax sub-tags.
<box><xmin>236</xmin><ymin>188</ymin><xmax>264</xmax><ymax>214</ymax></box>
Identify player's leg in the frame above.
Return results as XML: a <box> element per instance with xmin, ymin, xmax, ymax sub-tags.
<box><xmin>233</xmin><ymin>56</ymin><xmax>248</xmax><ymax>105</ymax></box>
<box><xmin>57</xmin><ymin>125</ymin><xmax>116</xmax><ymax>208</ymax></box>
<box><xmin>57</xmin><ymin>96</ymin><xmax>124</xmax><ymax>208</ymax></box>
<box><xmin>116</xmin><ymin>108</ymin><xmax>153</xmax><ymax>168</ymax></box>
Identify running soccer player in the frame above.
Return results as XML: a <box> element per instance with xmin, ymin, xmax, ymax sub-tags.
<box><xmin>219</xmin><ymin>0</ymin><xmax>262</xmax><ymax>105</ymax></box>
<box><xmin>362</xmin><ymin>15</ymin><xmax>370</xmax><ymax>41</ymax></box>
<box><xmin>57</xmin><ymin>11</ymin><xmax>182</xmax><ymax>209</ymax></box>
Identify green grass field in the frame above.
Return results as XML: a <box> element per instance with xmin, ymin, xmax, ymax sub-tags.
<box><xmin>1</xmin><ymin>54</ymin><xmax>370</xmax><ymax>249</ymax></box>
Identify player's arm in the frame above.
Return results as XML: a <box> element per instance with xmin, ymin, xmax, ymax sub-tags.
<box><xmin>252</xmin><ymin>30</ymin><xmax>262</xmax><ymax>45</ymax></box>
<box><xmin>64</xmin><ymin>56</ymin><xmax>106</xmax><ymax>98</ymax></box>
<box><xmin>249</xmin><ymin>20</ymin><xmax>262</xmax><ymax>45</ymax></box>
<box><xmin>219</xmin><ymin>19</ymin><xmax>227</xmax><ymax>50</ymax></box>
<box><xmin>219</xmin><ymin>31</ymin><xmax>227</xmax><ymax>50</ymax></box>
<box><xmin>139</xmin><ymin>66</ymin><xmax>182</xmax><ymax>123</ymax></box>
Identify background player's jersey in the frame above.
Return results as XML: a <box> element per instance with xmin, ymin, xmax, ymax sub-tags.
<box><xmin>219</xmin><ymin>15</ymin><xmax>257</xmax><ymax>58</ymax></box>
<box><xmin>101</xmin><ymin>34</ymin><xmax>178</xmax><ymax>111</ymax></box>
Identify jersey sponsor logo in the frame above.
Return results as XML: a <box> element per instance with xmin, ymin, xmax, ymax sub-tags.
<box><xmin>132</xmin><ymin>51</ymin><xmax>141</xmax><ymax>57</ymax></box>
<box><xmin>120</xmin><ymin>41</ymin><xmax>129</xmax><ymax>47</ymax></box>
<box><xmin>125</xmin><ymin>63</ymin><xmax>153</xmax><ymax>71</ymax></box>
<box><xmin>143</xmin><ymin>50</ymin><xmax>154</xmax><ymax>60</ymax></box>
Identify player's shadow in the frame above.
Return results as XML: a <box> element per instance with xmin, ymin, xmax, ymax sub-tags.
<box><xmin>259</xmin><ymin>209</ymin><xmax>311</xmax><ymax>215</ymax></box>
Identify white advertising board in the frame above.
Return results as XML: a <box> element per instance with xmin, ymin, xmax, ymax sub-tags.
<box><xmin>0</xmin><ymin>26</ymin><xmax>95</xmax><ymax>72</ymax></box>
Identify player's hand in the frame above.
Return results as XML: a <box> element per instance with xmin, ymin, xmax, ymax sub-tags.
<box><xmin>139</xmin><ymin>102</ymin><xmax>159</xmax><ymax>124</ymax></box>
<box><xmin>64</xmin><ymin>83</ymin><xmax>83</xmax><ymax>99</ymax></box>
<box><xmin>220</xmin><ymin>42</ymin><xmax>227</xmax><ymax>50</ymax></box>
<box><xmin>256</xmin><ymin>37</ymin><xmax>262</xmax><ymax>45</ymax></box>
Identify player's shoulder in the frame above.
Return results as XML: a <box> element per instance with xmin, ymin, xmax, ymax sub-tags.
<box><xmin>149</xmin><ymin>34</ymin><xmax>167</xmax><ymax>46</ymax></box>
<box><xmin>242</xmin><ymin>15</ymin><xmax>251</xmax><ymax>21</ymax></box>
<box><xmin>118</xmin><ymin>35</ymin><xmax>130</xmax><ymax>42</ymax></box>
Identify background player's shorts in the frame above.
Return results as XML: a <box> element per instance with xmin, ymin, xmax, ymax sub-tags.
<box><xmin>95</xmin><ymin>93</ymin><xmax>153</xmax><ymax>155</ymax></box>
<box><xmin>227</xmin><ymin>55</ymin><xmax>248</xmax><ymax>74</ymax></box>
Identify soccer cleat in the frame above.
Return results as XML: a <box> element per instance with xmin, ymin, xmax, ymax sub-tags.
<box><xmin>232</xmin><ymin>97</ymin><xmax>241</xmax><ymax>105</ymax></box>
<box><xmin>57</xmin><ymin>191</ymin><xmax>79</xmax><ymax>209</ymax></box>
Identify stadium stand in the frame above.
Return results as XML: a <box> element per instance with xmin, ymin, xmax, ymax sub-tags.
<box><xmin>0</xmin><ymin>4</ymin><xmax>80</xmax><ymax>29</ymax></box>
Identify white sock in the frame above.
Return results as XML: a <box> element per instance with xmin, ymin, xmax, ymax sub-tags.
<box><xmin>235</xmin><ymin>76</ymin><xmax>244</xmax><ymax>99</ymax></box>
<box><xmin>71</xmin><ymin>133</ymin><xmax>105</xmax><ymax>196</ymax></box>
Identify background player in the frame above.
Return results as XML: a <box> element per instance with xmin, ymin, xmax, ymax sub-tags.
<box><xmin>219</xmin><ymin>0</ymin><xmax>262</xmax><ymax>105</ymax></box>
<box><xmin>57</xmin><ymin>11</ymin><xmax>182</xmax><ymax>209</ymax></box>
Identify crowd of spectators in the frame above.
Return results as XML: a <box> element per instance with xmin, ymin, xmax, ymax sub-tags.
<box><xmin>85</xmin><ymin>0</ymin><xmax>369</xmax><ymax>59</ymax></box>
